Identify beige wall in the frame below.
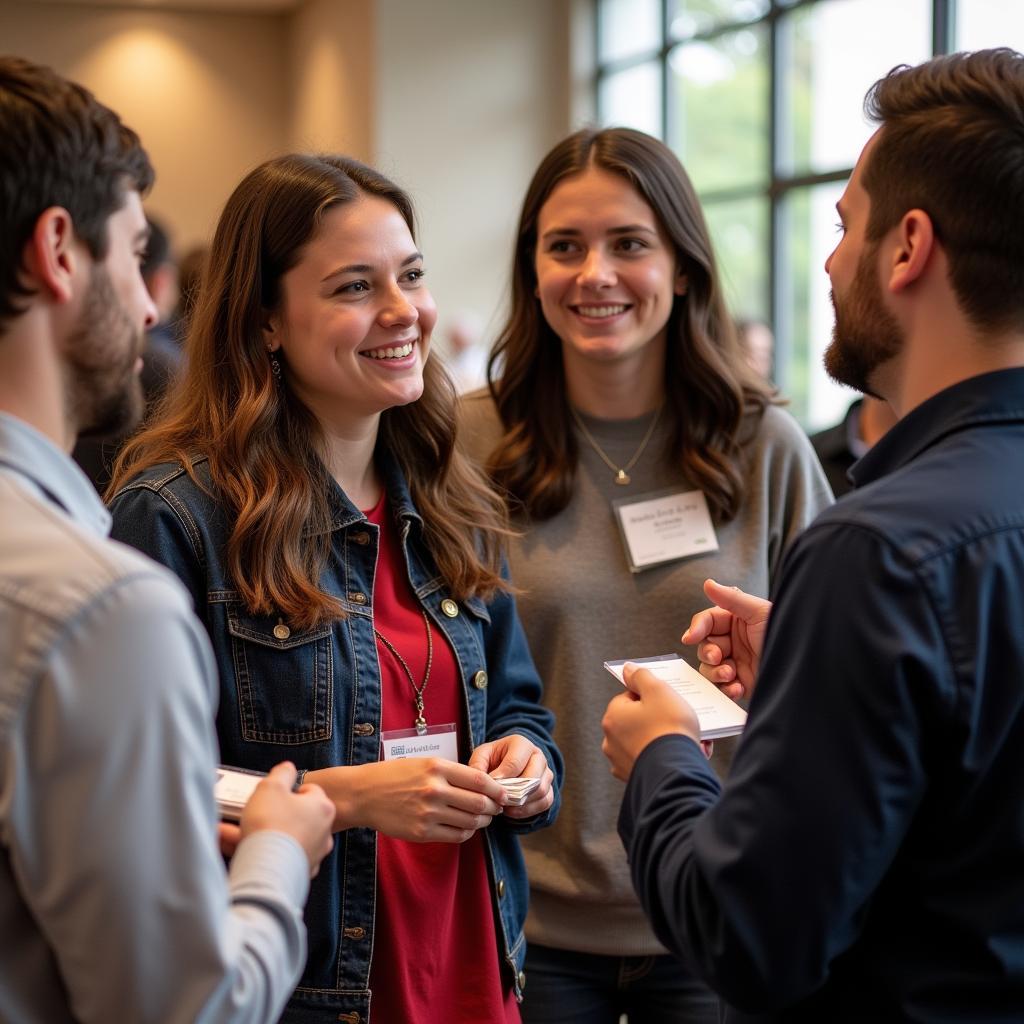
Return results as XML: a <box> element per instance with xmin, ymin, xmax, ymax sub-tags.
<box><xmin>375</xmin><ymin>0</ymin><xmax>574</xmax><ymax>349</ymax></box>
<box><xmin>287</xmin><ymin>0</ymin><xmax>374</xmax><ymax>160</ymax></box>
<box><xmin>0</xmin><ymin>2</ymin><xmax>290</xmax><ymax>248</ymax></box>
<box><xmin>2</xmin><ymin>0</ymin><xmax>579</xmax><ymax>335</ymax></box>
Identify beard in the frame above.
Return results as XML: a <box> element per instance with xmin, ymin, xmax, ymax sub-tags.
<box><xmin>823</xmin><ymin>242</ymin><xmax>903</xmax><ymax>396</ymax></box>
<box><xmin>65</xmin><ymin>264</ymin><xmax>145</xmax><ymax>439</ymax></box>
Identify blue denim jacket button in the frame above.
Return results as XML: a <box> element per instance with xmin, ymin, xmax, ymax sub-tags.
<box><xmin>351</xmin><ymin>531</ymin><xmax>371</xmax><ymax>546</ymax></box>
<box><xmin>349</xmin><ymin>592</ymin><xmax>368</xmax><ymax>605</ymax></box>
<box><xmin>473</xmin><ymin>669</ymin><xmax>488</xmax><ymax>690</ymax></box>
<box><xmin>441</xmin><ymin>598</ymin><xmax>459</xmax><ymax>617</ymax></box>
<box><xmin>353</xmin><ymin>722</ymin><xmax>375</xmax><ymax>736</ymax></box>
<box><xmin>273</xmin><ymin>621</ymin><xmax>291</xmax><ymax>640</ymax></box>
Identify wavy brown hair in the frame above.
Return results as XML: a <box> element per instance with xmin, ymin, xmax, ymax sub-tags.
<box><xmin>486</xmin><ymin>127</ymin><xmax>774</xmax><ymax>522</ymax></box>
<box><xmin>110</xmin><ymin>153</ymin><xmax>509</xmax><ymax>630</ymax></box>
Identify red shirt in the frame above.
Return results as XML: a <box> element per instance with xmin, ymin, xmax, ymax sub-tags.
<box><xmin>366</xmin><ymin>494</ymin><xmax>520</xmax><ymax>1024</ymax></box>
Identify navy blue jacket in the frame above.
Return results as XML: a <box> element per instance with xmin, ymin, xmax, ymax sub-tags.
<box><xmin>110</xmin><ymin>451</ymin><xmax>562</xmax><ymax>1024</ymax></box>
<box><xmin>619</xmin><ymin>369</ymin><xmax>1024</xmax><ymax>1022</ymax></box>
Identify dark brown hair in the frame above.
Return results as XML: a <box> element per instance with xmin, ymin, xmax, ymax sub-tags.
<box><xmin>863</xmin><ymin>48</ymin><xmax>1024</xmax><ymax>332</ymax></box>
<box><xmin>111</xmin><ymin>153</ymin><xmax>509</xmax><ymax>629</ymax></box>
<box><xmin>0</xmin><ymin>56</ymin><xmax>153</xmax><ymax>327</ymax></box>
<box><xmin>485</xmin><ymin>127</ymin><xmax>772</xmax><ymax>522</ymax></box>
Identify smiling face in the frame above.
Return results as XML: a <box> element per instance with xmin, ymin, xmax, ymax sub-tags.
<box><xmin>533</xmin><ymin>165</ymin><xmax>686</xmax><ymax>380</ymax></box>
<box><xmin>265</xmin><ymin>194</ymin><xmax>437</xmax><ymax>433</ymax></box>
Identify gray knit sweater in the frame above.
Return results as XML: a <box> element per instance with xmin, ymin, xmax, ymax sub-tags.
<box><xmin>459</xmin><ymin>392</ymin><xmax>833</xmax><ymax>956</ymax></box>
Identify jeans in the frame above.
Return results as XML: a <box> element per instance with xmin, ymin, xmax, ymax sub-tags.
<box><xmin>520</xmin><ymin>944</ymin><xmax>721</xmax><ymax>1024</ymax></box>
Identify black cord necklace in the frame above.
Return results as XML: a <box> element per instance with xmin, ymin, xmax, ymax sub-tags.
<box><xmin>374</xmin><ymin>610</ymin><xmax>434</xmax><ymax>735</ymax></box>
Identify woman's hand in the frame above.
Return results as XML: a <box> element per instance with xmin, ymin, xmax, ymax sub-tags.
<box><xmin>311</xmin><ymin>760</ymin><xmax>509</xmax><ymax>843</ymax></box>
<box><xmin>469</xmin><ymin>733</ymin><xmax>555</xmax><ymax>819</ymax></box>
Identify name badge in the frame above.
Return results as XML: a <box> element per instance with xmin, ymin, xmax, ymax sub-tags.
<box><xmin>380</xmin><ymin>722</ymin><xmax>459</xmax><ymax>763</ymax></box>
<box><xmin>612</xmin><ymin>488</ymin><xmax>719</xmax><ymax>572</ymax></box>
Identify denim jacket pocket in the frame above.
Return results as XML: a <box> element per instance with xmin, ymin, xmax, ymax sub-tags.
<box><xmin>227</xmin><ymin>605</ymin><xmax>334</xmax><ymax>744</ymax></box>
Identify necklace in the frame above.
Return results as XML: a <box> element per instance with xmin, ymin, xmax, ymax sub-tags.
<box><xmin>569</xmin><ymin>404</ymin><xmax>663</xmax><ymax>486</ymax></box>
<box><xmin>374</xmin><ymin>610</ymin><xmax>434</xmax><ymax>735</ymax></box>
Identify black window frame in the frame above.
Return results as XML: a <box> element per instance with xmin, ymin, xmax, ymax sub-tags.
<box><xmin>595</xmin><ymin>0</ymin><xmax>960</xmax><ymax>406</ymax></box>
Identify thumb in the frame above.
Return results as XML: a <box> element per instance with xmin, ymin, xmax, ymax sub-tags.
<box><xmin>703</xmin><ymin>578</ymin><xmax>770</xmax><ymax>625</ymax></box>
<box><xmin>266</xmin><ymin>761</ymin><xmax>297</xmax><ymax>789</ymax></box>
<box><xmin>621</xmin><ymin>663</ymin><xmax>658</xmax><ymax>696</ymax></box>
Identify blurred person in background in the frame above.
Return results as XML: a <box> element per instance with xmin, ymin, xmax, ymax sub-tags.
<box><xmin>735</xmin><ymin>317</ymin><xmax>774</xmax><ymax>383</ymax></box>
<box><xmin>809</xmin><ymin>393</ymin><xmax>897</xmax><ymax>496</ymax></box>
<box><xmin>443</xmin><ymin>307</ymin><xmax>489</xmax><ymax>393</ymax></box>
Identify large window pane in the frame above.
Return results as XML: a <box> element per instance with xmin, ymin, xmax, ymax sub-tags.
<box><xmin>703</xmin><ymin>196</ymin><xmax>769</xmax><ymax>324</ymax></box>
<box><xmin>778</xmin><ymin>0</ymin><xmax>931</xmax><ymax>177</ymax></box>
<box><xmin>599</xmin><ymin>0</ymin><xmax>662</xmax><ymax>63</ymax></box>
<box><xmin>668</xmin><ymin>0</ymin><xmax>769</xmax><ymax>41</ymax></box>
<box><xmin>776</xmin><ymin>182</ymin><xmax>854</xmax><ymax>429</ymax></box>
<box><xmin>957</xmin><ymin>0</ymin><xmax>1024</xmax><ymax>50</ymax></box>
<box><xmin>670</xmin><ymin>25</ymin><xmax>769</xmax><ymax>192</ymax></box>
<box><xmin>599</xmin><ymin>61</ymin><xmax>663</xmax><ymax>137</ymax></box>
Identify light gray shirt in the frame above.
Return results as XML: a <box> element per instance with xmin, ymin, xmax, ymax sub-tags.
<box><xmin>0</xmin><ymin>412</ymin><xmax>310</xmax><ymax>1024</ymax></box>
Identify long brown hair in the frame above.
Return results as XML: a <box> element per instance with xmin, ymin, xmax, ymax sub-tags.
<box><xmin>486</xmin><ymin>127</ymin><xmax>773</xmax><ymax>521</ymax></box>
<box><xmin>110</xmin><ymin>153</ymin><xmax>509</xmax><ymax>630</ymax></box>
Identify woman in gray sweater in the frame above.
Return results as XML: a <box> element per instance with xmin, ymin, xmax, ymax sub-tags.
<box><xmin>459</xmin><ymin>127</ymin><xmax>832</xmax><ymax>1024</ymax></box>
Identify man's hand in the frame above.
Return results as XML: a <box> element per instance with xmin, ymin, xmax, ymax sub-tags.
<box><xmin>468</xmin><ymin>733</ymin><xmax>555</xmax><ymax>819</ymax></box>
<box><xmin>682</xmin><ymin>578</ymin><xmax>771</xmax><ymax>701</ymax></box>
<box><xmin>241</xmin><ymin>761</ymin><xmax>335</xmax><ymax>877</ymax></box>
<box><xmin>601</xmin><ymin>664</ymin><xmax>701</xmax><ymax>781</ymax></box>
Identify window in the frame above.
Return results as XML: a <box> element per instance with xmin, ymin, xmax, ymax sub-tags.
<box><xmin>596</xmin><ymin>0</ymin><xmax>1024</xmax><ymax>428</ymax></box>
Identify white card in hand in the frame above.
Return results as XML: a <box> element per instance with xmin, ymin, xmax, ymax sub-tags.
<box><xmin>495</xmin><ymin>776</ymin><xmax>540</xmax><ymax>806</ymax></box>
<box><xmin>214</xmin><ymin>766</ymin><xmax>265</xmax><ymax>822</ymax></box>
<box><xmin>604</xmin><ymin>654</ymin><xmax>747</xmax><ymax>740</ymax></box>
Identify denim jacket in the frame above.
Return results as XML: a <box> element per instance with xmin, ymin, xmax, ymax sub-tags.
<box><xmin>109</xmin><ymin>451</ymin><xmax>563</xmax><ymax>1024</ymax></box>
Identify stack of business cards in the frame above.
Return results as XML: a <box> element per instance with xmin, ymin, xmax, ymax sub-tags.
<box><xmin>214</xmin><ymin>766</ymin><xmax>266</xmax><ymax>822</ymax></box>
<box><xmin>496</xmin><ymin>776</ymin><xmax>541</xmax><ymax>806</ymax></box>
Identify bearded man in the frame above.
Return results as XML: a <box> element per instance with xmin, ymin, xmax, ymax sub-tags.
<box><xmin>602</xmin><ymin>48</ymin><xmax>1024</xmax><ymax>1022</ymax></box>
<box><xmin>0</xmin><ymin>56</ymin><xmax>334</xmax><ymax>1024</ymax></box>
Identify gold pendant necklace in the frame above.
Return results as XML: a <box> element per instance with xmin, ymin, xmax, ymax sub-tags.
<box><xmin>569</xmin><ymin>404</ymin><xmax>663</xmax><ymax>486</ymax></box>
<box><xmin>374</xmin><ymin>610</ymin><xmax>434</xmax><ymax>735</ymax></box>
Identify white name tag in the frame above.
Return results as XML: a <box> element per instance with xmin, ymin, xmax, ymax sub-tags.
<box><xmin>612</xmin><ymin>488</ymin><xmax>719</xmax><ymax>572</ymax></box>
<box><xmin>380</xmin><ymin>722</ymin><xmax>459</xmax><ymax>762</ymax></box>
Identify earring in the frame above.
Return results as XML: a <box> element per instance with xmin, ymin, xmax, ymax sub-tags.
<box><xmin>269</xmin><ymin>349</ymin><xmax>282</xmax><ymax>385</ymax></box>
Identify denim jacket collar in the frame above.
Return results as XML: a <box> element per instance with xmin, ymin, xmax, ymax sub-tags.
<box><xmin>0</xmin><ymin>412</ymin><xmax>110</xmax><ymax>537</ymax></box>
<box><xmin>850</xmin><ymin>367</ymin><xmax>1024</xmax><ymax>490</ymax></box>
<box><xmin>315</xmin><ymin>446</ymin><xmax>424</xmax><ymax>536</ymax></box>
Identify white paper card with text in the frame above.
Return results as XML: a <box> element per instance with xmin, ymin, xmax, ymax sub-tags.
<box><xmin>612</xmin><ymin>489</ymin><xmax>719</xmax><ymax>572</ymax></box>
<box><xmin>604</xmin><ymin>654</ymin><xmax>747</xmax><ymax>740</ymax></box>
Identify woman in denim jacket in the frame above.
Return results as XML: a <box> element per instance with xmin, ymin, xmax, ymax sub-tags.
<box><xmin>107</xmin><ymin>154</ymin><xmax>563</xmax><ymax>1024</ymax></box>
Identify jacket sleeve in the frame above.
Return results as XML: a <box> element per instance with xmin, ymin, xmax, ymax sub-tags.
<box><xmin>619</xmin><ymin>520</ymin><xmax>951</xmax><ymax>1012</ymax></box>
<box><xmin>9</xmin><ymin>572</ymin><xmax>311</xmax><ymax>1024</ymax></box>
<box><xmin>479</xmin><ymin>569</ymin><xmax>564</xmax><ymax>834</ymax></box>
